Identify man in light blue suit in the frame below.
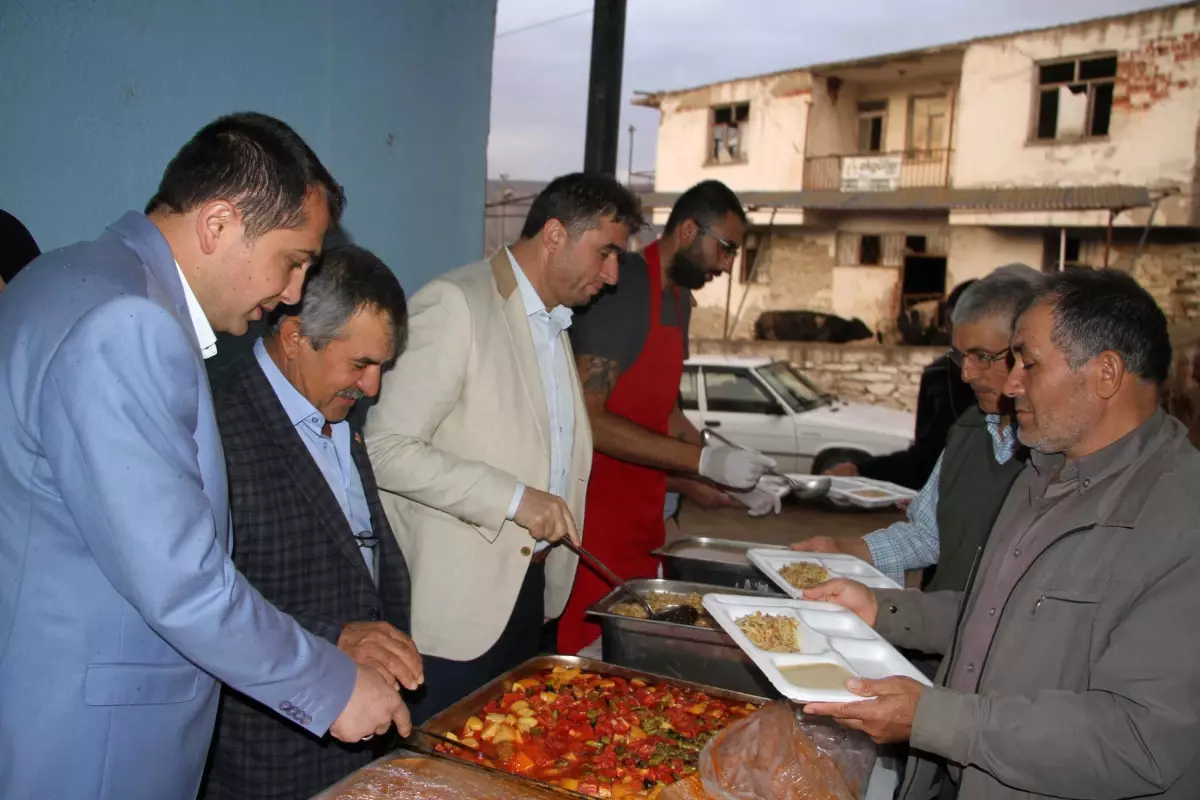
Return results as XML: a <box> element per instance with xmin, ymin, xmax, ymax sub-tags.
<box><xmin>0</xmin><ymin>113</ymin><xmax>410</xmax><ymax>800</ymax></box>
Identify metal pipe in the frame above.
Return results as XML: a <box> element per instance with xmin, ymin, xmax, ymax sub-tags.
<box><xmin>1104</xmin><ymin>208</ymin><xmax>1115</xmax><ymax>268</ymax></box>
<box><xmin>1058</xmin><ymin>228</ymin><xmax>1067</xmax><ymax>272</ymax></box>
<box><xmin>1130</xmin><ymin>197</ymin><xmax>1162</xmax><ymax>272</ymax></box>
<box><xmin>582</xmin><ymin>0</ymin><xmax>627</xmax><ymax>175</ymax></box>
<box><xmin>626</xmin><ymin>125</ymin><xmax>635</xmax><ymax>187</ymax></box>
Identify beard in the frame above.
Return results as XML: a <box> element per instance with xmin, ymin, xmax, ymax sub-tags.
<box><xmin>667</xmin><ymin>241</ymin><xmax>713</xmax><ymax>290</ymax></box>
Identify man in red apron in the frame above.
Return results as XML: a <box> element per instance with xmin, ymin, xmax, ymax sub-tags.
<box><xmin>558</xmin><ymin>180</ymin><xmax>782</xmax><ymax>654</ymax></box>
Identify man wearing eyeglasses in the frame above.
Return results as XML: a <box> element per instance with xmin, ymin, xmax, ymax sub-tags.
<box><xmin>792</xmin><ymin>264</ymin><xmax>1039</xmax><ymax>595</ymax></box>
<box><xmin>203</xmin><ymin>247</ymin><xmax>421</xmax><ymax>800</ymax></box>
<box><xmin>557</xmin><ymin>180</ymin><xmax>780</xmax><ymax>655</ymax></box>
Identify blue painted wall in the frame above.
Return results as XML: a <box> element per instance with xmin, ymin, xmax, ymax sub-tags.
<box><xmin>0</xmin><ymin>0</ymin><xmax>497</xmax><ymax>292</ymax></box>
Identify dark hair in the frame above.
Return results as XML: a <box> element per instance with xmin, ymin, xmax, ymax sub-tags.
<box><xmin>145</xmin><ymin>112</ymin><xmax>346</xmax><ymax>238</ymax></box>
<box><xmin>0</xmin><ymin>210</ymin><xmax>40</xmax><ymax>284</ymax></box>
<box><xmin>662</xmin><ymin>180</ymin><xmax>747</xmax><ymax>236</ymax></box>
<box><xmin>271</xmin><ymin>245</ymin><xmax>407</xmax><ymax>354</ymax></box>
<box><xmin>519</xmin><ymin>173</ymin><xmax>644</xmax><ymax>240</ymax></box>
<box><xmin>1024</xmin><ymin>268</ymin><xmax>1171</xmax><ymax>384</ymax></box>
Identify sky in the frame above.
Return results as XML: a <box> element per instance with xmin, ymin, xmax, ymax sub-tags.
<box><xmin>487</xmin><ymin>0</ymin><xmax>1174</xmax><ymax>180</ymax></box>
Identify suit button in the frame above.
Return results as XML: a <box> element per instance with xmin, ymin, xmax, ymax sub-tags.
<box><xmin>280</xmin><ymin>701</ymin><xmax>294</xmax><ymax>712</ymax></box>
<box><xmin>520</xmin><ymin>546</ymin><xmax>532</xmax><ymax>557</ymax></box>
<box><xmin>368</xmin><ymin>608</ymin><xmax>382</xmax><ymax>621</ymax></box>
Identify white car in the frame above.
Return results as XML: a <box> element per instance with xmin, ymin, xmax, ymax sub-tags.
<box><xmin>681</xmin><ymin>356</ymin><xmax>915</xmax><ymax>474</ymax></box>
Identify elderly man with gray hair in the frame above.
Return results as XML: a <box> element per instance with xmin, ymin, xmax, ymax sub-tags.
<box><xmin>204</xmin><ymin>246</ymin><xmax>420</xmax><ymax>800</ymax></box>
<box><xmin>792</xmin><ymin>264</ymin><xmax>1039</xmax><ymax>592</ymax></box>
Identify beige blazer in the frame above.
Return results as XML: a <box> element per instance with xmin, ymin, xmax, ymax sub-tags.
<box><xmin>365</xmin><ymin>251</ymin><xmax>592</xmax><ymax>661</ymax></box>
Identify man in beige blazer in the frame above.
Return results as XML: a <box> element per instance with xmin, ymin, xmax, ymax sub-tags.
<box><xmin>365</xmin><ymin>173</ymin><xmax>644</xmax><ymax>722</ymax></box>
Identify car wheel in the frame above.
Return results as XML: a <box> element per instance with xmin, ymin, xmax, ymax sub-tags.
<box><xmin>811</xmin><ymin>449</ymin><xmax>870</xmax><ymax>475</ymax></box>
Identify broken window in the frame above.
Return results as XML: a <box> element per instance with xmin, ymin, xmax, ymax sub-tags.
<box><xmin>857</xmin><ymin>100</ymin><xmax>887</xmax><ymax>153</ymax></box>
<box><xmin>1043</xmin><ymin>231</ymin><xmax>1093</xmax><ymax>271</ymax></box>
<box><xmin>739</xmin><ymin>230</ymin><xmax>769</xmax><ymax>284</ymax></box>
<box><xmin>1034</xmin><ymin>54</ymin><xmax>1117</xmax><ymax>141</ymax></box>
<box><xmin>908</xmin><ymin>95</ymin><xmax>948</xmax><ymax>153</ymax></box>
<box><xmin>859</xmin><ymin>234</ymin><xmax>882</xmax><ymax>265</ymax></box>
<box><xmin>711</xmin><ymin>103</ymin><xmax>750</xmax><ymax>163</ymax></box>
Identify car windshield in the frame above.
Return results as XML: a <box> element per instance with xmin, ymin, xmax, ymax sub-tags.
<box><xmin>757</xmin><ymin>362</ymin><xmax>827</xmax><ymax>411</ymax></box>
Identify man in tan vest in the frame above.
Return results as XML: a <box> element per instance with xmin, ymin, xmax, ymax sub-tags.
<box><xmin>364</xmin><ymin>173</ymin><xmax>643</xmax><ymax>722</ymax></box>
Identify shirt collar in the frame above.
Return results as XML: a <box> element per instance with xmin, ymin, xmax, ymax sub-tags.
<box><xmin>505</xmin><ymin>247</ymin><xmax>573</xmax><ymax>332</ymax></box>
<box><xmin>1030</xmin><ymin>407</ymin><xmax>1167</xmax><ymax>492</ymax></box>
<box><xmin>253</xmin><ymin>338</ymin><xmax>326</xmax><ymax>430</ymax></box>
<box><xmin>175</xmin><ymin>261</ymin><xmax>218</xmax><ymax>359</ymax></box>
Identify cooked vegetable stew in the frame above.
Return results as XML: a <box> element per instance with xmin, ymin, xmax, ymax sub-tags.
<box><xmin>432</xmin><ymin>665</ymin><xmax>759</xmax><ymax>798</ymax></box>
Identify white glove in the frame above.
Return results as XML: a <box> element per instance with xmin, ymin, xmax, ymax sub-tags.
<box><xmin>698</xmin><ymin>445</ymin><xmax>777</xmax><ymax>490</ymax></box>
<box><xmin>731</xmin><ymin>475</ymin><xmax>791</xmax><ymax>517</ymax></box>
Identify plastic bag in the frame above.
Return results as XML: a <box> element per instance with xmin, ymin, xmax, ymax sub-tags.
<box><xmin>311</xmin><ymin>751</ymin><xmax>565</xmax><ymax>799</ymax></box>
<box><xmin>661</xmin><ymin>701</ymin><xmax>875</xmax><ymax>800</ymax></box>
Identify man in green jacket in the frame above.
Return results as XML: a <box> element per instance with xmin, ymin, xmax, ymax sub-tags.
<box><xmin>805</xmin><ymin>268</ymin><xmax>1200</xmax><ymax>800</ymax></box>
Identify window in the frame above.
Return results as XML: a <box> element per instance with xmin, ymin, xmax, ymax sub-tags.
<box><xmin>908</xmin><ymin>95</ymin><xmax>948</xmax><ymax>153</ymax></box>
<box><xmin>857</xmin><ymin>100</ymin><xmax>887</xmax><ymax>153</ymax></box>
<box><xmin>1034</xmin><ymin>54</ymin><xmax>1117</xmax><ymax>141</ymax></box>
<box><xmin>1043</xmin><ymin>232</ymin><xmax>1093</xmax><ymax>271</ymax></box>
<box><xmin>836</xmin><ymin>231</ymin><xmax>915</xmax><ymax>267</ymax></box>
<box><xmin>859</xmin><ymin>235</ymin><xmax>882</xmax><ymax>266</ymax></box>
<box><xmin>905</xmin><ymin>235</ymin><xmax>927</xmax><ymax>254</ymax></box>
<box><xmin>710</xmin><ymin>103</ymin><xmax>749</xmax><ymax>163</ymax></box>
<box><xmin>703</xmin><ymin>369</ymin><xmax>781</xmax><ymax>415</ymax></box>
<box><xmin>757</xmin><ymin>363</ymin><xmax>823</xmax><ymax>412</ymax></box>
<box><xmin>739</xmin><ymin>230</ymin><xmax>769</xmax><ymax>284</ymax></box>
<box><xmin>679</xmin><ymin>368</ymin><xmax>699</xmax><ymax>410</ymax></box>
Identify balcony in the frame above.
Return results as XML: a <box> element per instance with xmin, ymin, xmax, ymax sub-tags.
<box><xmin>804</xmin><ymin>149</ymin><xmax>953</xmax><ymax>191</ymax></box>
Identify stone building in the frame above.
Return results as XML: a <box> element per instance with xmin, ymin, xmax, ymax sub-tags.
<box><xmin>634</xmin><ymin>2</ymin><xmax>1200</xmax><ymax>341</ymax></box>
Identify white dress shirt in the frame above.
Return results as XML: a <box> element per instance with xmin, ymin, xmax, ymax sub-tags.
<box><xmin>175</xmin><ymin>262</ymin><xmax>218</xmax><ymax>360</ymax></box>
<box><xmin>504</xmin><ymin>248</ymin><xmax>575</xmax><ymax>552</ymax></box>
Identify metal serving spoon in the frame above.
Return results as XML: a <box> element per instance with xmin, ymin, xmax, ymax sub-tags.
<box><xmin>700</xmin><ymin>428</ymin><xmax>832</xmax><ymax>501</ymax></box>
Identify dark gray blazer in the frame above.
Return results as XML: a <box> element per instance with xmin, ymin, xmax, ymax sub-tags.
<box><xmin>203</xmin><ymin>353</ymin><xmax>412</xmax><ymax>800</ymax></box>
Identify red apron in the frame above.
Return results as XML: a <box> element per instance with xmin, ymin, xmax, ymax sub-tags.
<box><xmin>558</xmin><ymin>242</ymin><xmax>684</xmax><ymax>654</ymax></box>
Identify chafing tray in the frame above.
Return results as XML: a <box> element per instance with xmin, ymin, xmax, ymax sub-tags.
<box><xmin>416</xmin><ymin>655</ymin><xmax>768</xmax><ymax>797</ymax></box>
<box><xmin>310</xmin><ymin>746</ymin><xmax>568</xmax><ymax>799</ymax></box>
<box><xmin>586</xmin><ymin>578</ymin><xmax>782</xmax><ymax>698</ymax></box>
<box><xmin>652</xmin><ymin>537</ymin><xmax>787</xmax><ymax>594</ymax></box>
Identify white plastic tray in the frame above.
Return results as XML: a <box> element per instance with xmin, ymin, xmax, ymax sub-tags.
<box><xmin>748</xmin><ymin>548</ymin><xmax>902</xmax><ymax>594</ymax></box>
<box><xmin>701</xmin><ymin>593</ymin><xmax>931</xmax><ymax>703</ymax></box>
<box><xmin>789</xmin><ymin>474</ymin><xmax>917</xmax><ymax>509</ymax></box>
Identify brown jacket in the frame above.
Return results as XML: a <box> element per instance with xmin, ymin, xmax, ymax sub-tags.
<box><xmin>877</xmin><ymin>410</ymin><xmax>1200</xmax><ymax>799</ymax></box>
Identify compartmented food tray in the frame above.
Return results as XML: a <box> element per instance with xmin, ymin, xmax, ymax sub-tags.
<box><xmin>651</xmin><ymin>537</ymin><xmax>787</xmax><ymax>594</ymax></box>
<box><xmin>748</xmin><ymin>548</ymin><xmax>902</xmax><ymax>594</ymax></box>
<box><xmin>702</xmin><ymin>594</ymin><xmax>931</xmax><ymax>704</ymax></box>
<box><xmin>786</xmin><ymin>475</ymin><xmax>916</xmax><ymax>509</ymax></box>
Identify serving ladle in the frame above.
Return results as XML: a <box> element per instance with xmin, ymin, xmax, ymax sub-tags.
<box><xmin>564</xmin><ymin>539</ymin><xmax>700</xmax><ymax>626</ymax></box>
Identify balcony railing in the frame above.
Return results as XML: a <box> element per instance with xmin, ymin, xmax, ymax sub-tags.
<box><xmin>804</xmin><ymin>149</ymin><xmax>952</xmax><ymax>191</ymax></box>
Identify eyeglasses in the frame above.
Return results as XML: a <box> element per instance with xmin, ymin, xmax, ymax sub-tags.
<box><xmin>696</xmin><ymin>223</ymin><xmax>739</xmax><ymax>258</ymax></box>
<box><xmin>948</xmin><ymin>347</ymin><xmax>1012</xmax><ymax>371</ymax></box>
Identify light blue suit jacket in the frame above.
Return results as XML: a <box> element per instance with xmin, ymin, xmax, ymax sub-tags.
<box><xmin>0</xmin><ymin>213</ymin><xmax>357</xmax><ymax>799</ymax></box>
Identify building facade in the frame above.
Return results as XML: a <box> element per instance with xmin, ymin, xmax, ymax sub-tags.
<box><xmin>635</xmin><ymin>3</ymin><xmax>1200</xmax><ymax>339</ymax></box>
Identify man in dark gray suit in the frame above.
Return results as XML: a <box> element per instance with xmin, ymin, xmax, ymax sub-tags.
<box><xmin>205</xmin><ymin>246</ymin><xmax>421</xmax><ymax>799</ymax></box>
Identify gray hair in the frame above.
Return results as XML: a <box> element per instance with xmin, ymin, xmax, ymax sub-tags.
<box><xmin>950</xmin><ymin>263</ymin><xmax>1042</xmax><ymax>329</ymax></box>
<box><xmin>270</xmin><ymin>245</ymin><xmax>407</xmax><ymax>352</ymax></box>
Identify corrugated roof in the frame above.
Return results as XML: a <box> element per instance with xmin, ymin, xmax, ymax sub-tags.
<box><xmin>637</xmin><ymin>186</ymin><xmax>1153</xmax><ymax>213</ymax></box>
